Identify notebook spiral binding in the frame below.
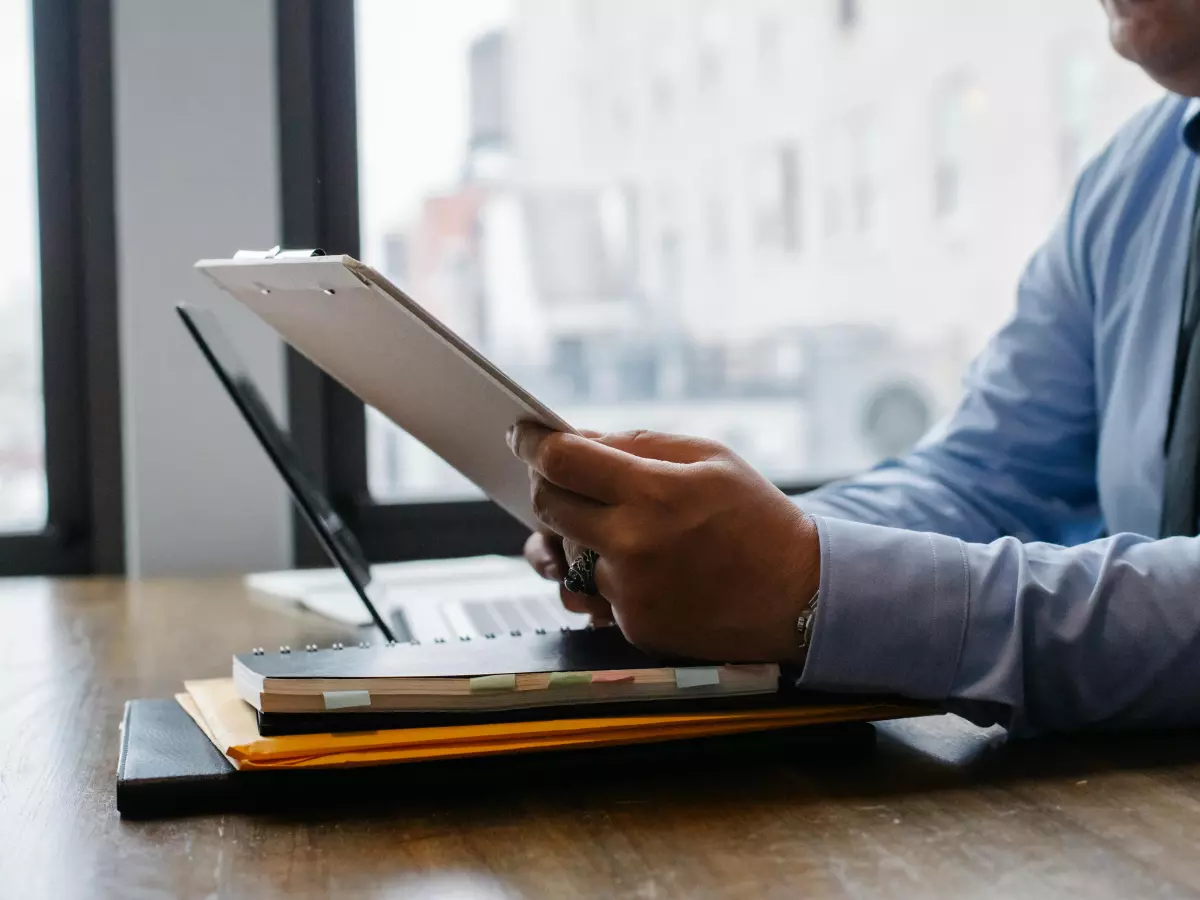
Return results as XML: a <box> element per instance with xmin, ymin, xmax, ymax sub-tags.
<box><xmin>250</xmin><ymin>623</ymin><xmax>604</xmax><ymax>657</ymax></box>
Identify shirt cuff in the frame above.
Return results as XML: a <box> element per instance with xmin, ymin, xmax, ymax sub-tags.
<box><xmin>798</xmin><ymin>516</ymin><xmax>971</xmax><ymax>700</ymax></box>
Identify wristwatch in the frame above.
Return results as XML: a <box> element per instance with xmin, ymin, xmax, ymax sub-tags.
<box><xmin>795</xmin><ymin>589</ymin><xmax>820</xmax><ymax>665</ymax></box>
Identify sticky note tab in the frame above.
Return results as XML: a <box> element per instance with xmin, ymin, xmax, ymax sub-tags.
<box><xmin>591</xmin><ymin>671</ymin><xmax>636</xmax><ymax>684</ymax></box>
<box><xmin>548</xmin><ymin>672</ymin><xmax>593</xmax><ymax>687</ymax></box>
<box><xmin>322</xmin><ymin>689</ymin><xmax>372</xmax><ymax>710</ymax></box>
<box><xmin>674</xmin><ymin>667</ymin><xmax>722</xmax><ymax>689</ymax></box>
<box><xmin>470</xmin><ymin>673</ymin><xmax>517</xmax><ymax>692</ymax></box>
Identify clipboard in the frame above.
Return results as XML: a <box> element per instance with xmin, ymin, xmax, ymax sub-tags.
<box><xmin>195</xmin><ymin>248</ymin><xmax>574</xmax><ymax>532</ymax></box>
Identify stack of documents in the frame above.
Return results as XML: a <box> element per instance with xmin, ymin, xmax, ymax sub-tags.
<box><xmin>235</xmin><ymin>626</ymin><xmax>782</xmax><ymax>718</ymax></box>
<box><xmin>161</xmin><ymin>625</ymin><xmax>928</xmax><ymax>772</ymax></box>
<box><xmin>178</xmin><ymin>677</ymin><xmax>917</xmax><ymax>771</ymax></box>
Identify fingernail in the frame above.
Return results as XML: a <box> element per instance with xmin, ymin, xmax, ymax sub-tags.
<box><xmin>505</xmin><ymin>425</ymin><xmax>515</xmax><ymax>451</ymax></box>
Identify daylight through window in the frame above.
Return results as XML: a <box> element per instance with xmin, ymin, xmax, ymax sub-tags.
<box><xmin>0</xmin><ymin>3</ymin><xmax>47</xmax><ymax>532</ymax></box>
<box><xmin>355</xmin><ymin>0</ymin><xmax>1161</xmax><ymax>503</ymax></box>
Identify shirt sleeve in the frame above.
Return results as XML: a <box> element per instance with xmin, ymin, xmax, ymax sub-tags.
<box><xmin>790</xmin><ymin>151</ymin><xmax>1194</xmax><ymax>734</ymax></box>
<box><xmin>800</xmin><ymin>515</ymin><xmax>1200</xmax><ymax>735</ymax></box>
<box><xmin>797</xmin><ymin>183</ymin><xmax>1102</xmax><ymax>547</ymax></box>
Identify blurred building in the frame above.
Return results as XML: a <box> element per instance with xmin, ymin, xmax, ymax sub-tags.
<box><xmin>468</xmin><ymin>30</ymin><xmax>510</xmax><ymax>156</ymax></box>
<box><xmin>368</xmin><ymin>0</ymin><xmax>1162</xmax><ymax>497</ymax></box>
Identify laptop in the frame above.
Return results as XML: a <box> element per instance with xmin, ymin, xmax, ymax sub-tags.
<box><xmin>176</xmin><ymin>304</ymin><xmax>588</xmax><ymax>644</ymax></box>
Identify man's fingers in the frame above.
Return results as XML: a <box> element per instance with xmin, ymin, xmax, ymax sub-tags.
<box><xmin>562</xmin><ymin>538</ymin><xmax>615</xmax><ymax>600</ymax></box>
<box><xmin>524</xmin><ymin>531</ymin><xmax>565</xmax><ymax>581</ymax></box>
<box><xmin>509</xmin><ymin>424</ymin><xmax>652</xmax><ymax>503</ymax></box>
<box><xmin>559</xmin><ymin>586</ymin><xmax>614</xmax><ymax>623</ymax></box>
<box><xmin>529</xmin><ymin>475</ymin><xmax>618</xmax><ymax>551</ymax></box>
<box><xmin>509</xmin><ymin>424</ymin><xmax>727</xmax><ymax>503</ymax></box>
<box><xmin>530</xmin><ymin>532</ymin><xmax>613</xmax><ymax>624</ymax></box>
<box><xmin>558</xmin><ymin>543</ymin><xmax>615</xmax><ymax>625</ymax></box>
<box><xmin>592</xmin><ymin>555</ymin><xmax>615</xmax><ymax>601</ymax></box>
<box><xmin>561</xmin><ymin>536</ymin><xmax>583</xmax><ymax>570</ymax></box>
<box><xmin>593</xmin><ymin>429</ymin><xmax>727</xmax><ymax>465</ymax></box>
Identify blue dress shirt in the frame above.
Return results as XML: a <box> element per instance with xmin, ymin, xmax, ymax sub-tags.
<box><xmin>796</xmin><ymin>93</ymin><xmax>1200</xmax><ymax>735</ymax></box>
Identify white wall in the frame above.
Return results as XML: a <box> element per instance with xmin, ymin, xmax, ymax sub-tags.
<box><xmin>113</xmin><ymin>0</ymin><xmax>291</xmax><ymax>576</ymax></box>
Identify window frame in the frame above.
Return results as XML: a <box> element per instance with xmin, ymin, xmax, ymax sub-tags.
<box><xmin>0</xmin><ymin>0</ymin><xmax>123</xmax><ymax>576</ymax></box>
<box><xmin>276</xmin><ymin>1</ymin><xmax>824</xmax><ymax>567</ymax></box>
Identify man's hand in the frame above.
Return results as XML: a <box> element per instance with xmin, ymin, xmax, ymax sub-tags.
<box><xmin>510</xmin><ymin>425</ymin><xmax>821</xmax><ymax>663</ymax></box>
<box><xmin>523</xmin><ymin>530</ymin><xmax>614</xmax><ymax>624</ymax></box>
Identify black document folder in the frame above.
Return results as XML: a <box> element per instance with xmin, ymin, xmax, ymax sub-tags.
<box><xmin>116</xmin><ymin>698</ymin><xmax>878</xmax><ymax>819</ymax></box>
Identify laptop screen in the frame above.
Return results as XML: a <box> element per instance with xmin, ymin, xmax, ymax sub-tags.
<box><xmin>176</xmin><ymin>303</ymin><xmax>396</xmax><ymax>641</ymax></box>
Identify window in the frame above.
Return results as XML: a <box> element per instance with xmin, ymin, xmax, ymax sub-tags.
<box><xmin>822</xmin><ymin>124</ymin><xmax>852</xmax><ymax>239</ymax></box>
<box><xmin>837</xmin><ymin>0</ymin><xmax>860</xmax><ymax>33</ymax></box>
<box><xmin>281</xmin><ymin>1</ymin><xmax>1161</xmax><ymax>563</ymax></box>
<box><xmin>751</xmin><ymin>144</ymin><xmax>802</xmax><ymax>253</ymax></box>
<box><xmin>933</xmin><ymin>79</ymin><xmax>984</xmax><ymax>221</ymax></box>
<box><xmin>707</xmin><ymin>192</ymin><xmax>730</xmax><ymax>257</ymax></box>
<box><xmin>825</xmin><ymin>115</ymin><xmax>881</xmax><ymax>239</ymax></box>
<box><xmin>1056</xmin><ymin>49</ymin><xmax>1102</xmax><ymax>191</ymax></box>
<box><xmin>695</xmin><ymin>2</ymin><xmax>729</xmax><ymax>90</ymax></box>
<box><xmin>850</xmin><ymin>117</ymin><xmax>881</xmax><ymax>236</ymax></box>
<box><xmin>757</xmin><ymin>14</ymin><xmax>784</xmax><ymax>82</ymax></box>
<box><xmin>468</xmin><ymin>30</ymin><xmax>508</xmax><ymax>156</ymax></box>
<box><xmin>0</xmin><ymin>9</ymin><xmax>44</xmax><ymax>533</ymax></box>
<box><xmin>0</xmin><ymin>0</ymin><xmax>122</xmax><ymax>575</ymax></box>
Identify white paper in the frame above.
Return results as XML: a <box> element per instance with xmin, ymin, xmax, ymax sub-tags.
<box><xmin>243</xmin><ymin>555</ymin><xmax>580</xmax><ymax>635</ymax></box>
<box><xmin>244</xmin><ymin>554</ymin><xmax>531</xmax><ymax>625</ymax></box>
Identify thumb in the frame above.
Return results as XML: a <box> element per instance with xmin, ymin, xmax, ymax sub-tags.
<box><xmin>591</xmin><ymin>429</ymin><xmax>727</xmax><ymax>465</ymax></box>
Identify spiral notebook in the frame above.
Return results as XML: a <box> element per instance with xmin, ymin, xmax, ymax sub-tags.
<box><xmin>234</xmin><ymin>625</ymin><xmax>783</xmax><ymax>720</ymax></box>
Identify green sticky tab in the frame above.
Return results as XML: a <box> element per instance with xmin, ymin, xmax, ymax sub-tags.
<box><xmin>674</xmin><ymin>667</ymin><xmax>722</xmax><ymax>689</ymax></box>
<box><xmin>322</xmin><ymin>689</ymin><xmax>371</xmax><ymax>710</ymax></box>
<box><xmin>548</xmin><ymin>672</ymin><xmax>593</xmax><ymax>688</ymax></box>
<box><xmin>469</xmin><ymin>673</ymin><xmax>517</xmax><ymax>692</ymax></box>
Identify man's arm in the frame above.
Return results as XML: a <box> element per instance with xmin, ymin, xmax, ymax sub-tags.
<box><xmin>798</xmin><ymin>193</ymin><xmax>1102</xmax><ymax>547</ymax></box>
<box><xmin>796</xmin><ymin>155</ymin><xmax>1199</xmax><ymax>734</ymax></box>
<box><xmin>513</xmin><ymin>147</ymin><xmax>1200</xmax><ymax>734</ymax></box>
<box><xmin>510</xmin><ymin>423</ymin><xmax>1200</xmax><ymax>735</ymax></box>
<box><xmin>803</xmin><ymin>517</ymin><xmax>1200</xmax><ymax>734</ymax></box>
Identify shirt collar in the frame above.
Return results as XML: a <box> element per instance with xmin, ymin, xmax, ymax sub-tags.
<box><xmin>1182</xmin><ymin>97</ymin><xmax>1200</xmax><ymax>154</ymax></box>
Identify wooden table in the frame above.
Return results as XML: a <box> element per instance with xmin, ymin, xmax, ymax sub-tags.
<box><xmin>4</xmin><ymin>577</ymin><xmax>1200</xmax><ymax>899</ymax></box>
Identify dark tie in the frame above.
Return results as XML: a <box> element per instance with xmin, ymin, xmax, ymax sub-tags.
<box><xmin>1160</xmin><ymin>186</ymin><xmax>1200</xmax><ymax>537</ymax></box>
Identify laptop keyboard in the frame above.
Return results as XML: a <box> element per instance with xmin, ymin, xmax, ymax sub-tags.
<box><xmin>381</xmin><ymin>576</ymin><xmax>590</xmax><ymax>644</ymax></box>
<box><xmin>388</xmin><ymin>607</ymin><xmax>414</xmax><ymax>644</ymax></box>
<box><xmin>461</xmin><ymin>593</ymin><xmax>576</xmax><ymax>637</ymax></box>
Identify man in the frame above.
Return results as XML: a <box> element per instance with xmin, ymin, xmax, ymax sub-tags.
<box><xmin>510</xmin><ymin>0</ymin><xmax>1200</xmax><ymax>736</ymax></box>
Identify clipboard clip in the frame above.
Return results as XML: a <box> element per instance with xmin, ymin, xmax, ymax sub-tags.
<box><xmin>233</xmin><ymin>246</ymin><xmax>326</xmax><ymax>259</ymax></box>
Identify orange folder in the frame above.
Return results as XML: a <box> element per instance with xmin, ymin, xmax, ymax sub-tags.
<box><xmin>181</xmin><ymin>678</ymin><xmax>923</xmax><ymax>771</ymax></box>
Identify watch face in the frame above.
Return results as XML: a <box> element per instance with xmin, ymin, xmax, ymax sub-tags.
<box><xmin>797</xmin><ymin>592</ymin><xmax>819</xmax><ymax>648</ymax></box>
<box><xmin>798</xmin><ymin>610</ymin><xmax>815</xmax><ymax>647</ymax></box>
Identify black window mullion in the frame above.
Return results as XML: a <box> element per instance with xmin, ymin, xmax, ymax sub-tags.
<box><xmin>75</xmin><ymin>0</ymin><xmax>123</xmax><ymax>574</ymax></box>
<box><xmin>33</xmin><ymin>0</ymin><xmax>88</xmax><ymax>565</ymax></box>
<box><xmin>277</xmin><ymin>0</ymin><xmax>369</xmax><ymax>565</ymax></box>
<box><xmin>0</xmin><ymin>0</ymin><xmax>121</xmax><ymax>577</ymax></box>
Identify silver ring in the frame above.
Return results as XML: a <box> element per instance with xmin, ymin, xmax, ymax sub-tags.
<box><xmin>563</xmin><ymin>548</ymin><xmax>600</xmax><ymax>595</ymax></box>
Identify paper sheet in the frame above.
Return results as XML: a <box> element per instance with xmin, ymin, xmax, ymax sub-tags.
<box><xmin>244</xmin><ymin>555</ymin><xmax>534</xmax><ymax>625</ymax></box>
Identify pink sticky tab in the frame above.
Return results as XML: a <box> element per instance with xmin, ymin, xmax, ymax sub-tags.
<box><xmin>590</xmin><ymin>671</ymin><xmax>635</xmax><ymax>684</ymax></box>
